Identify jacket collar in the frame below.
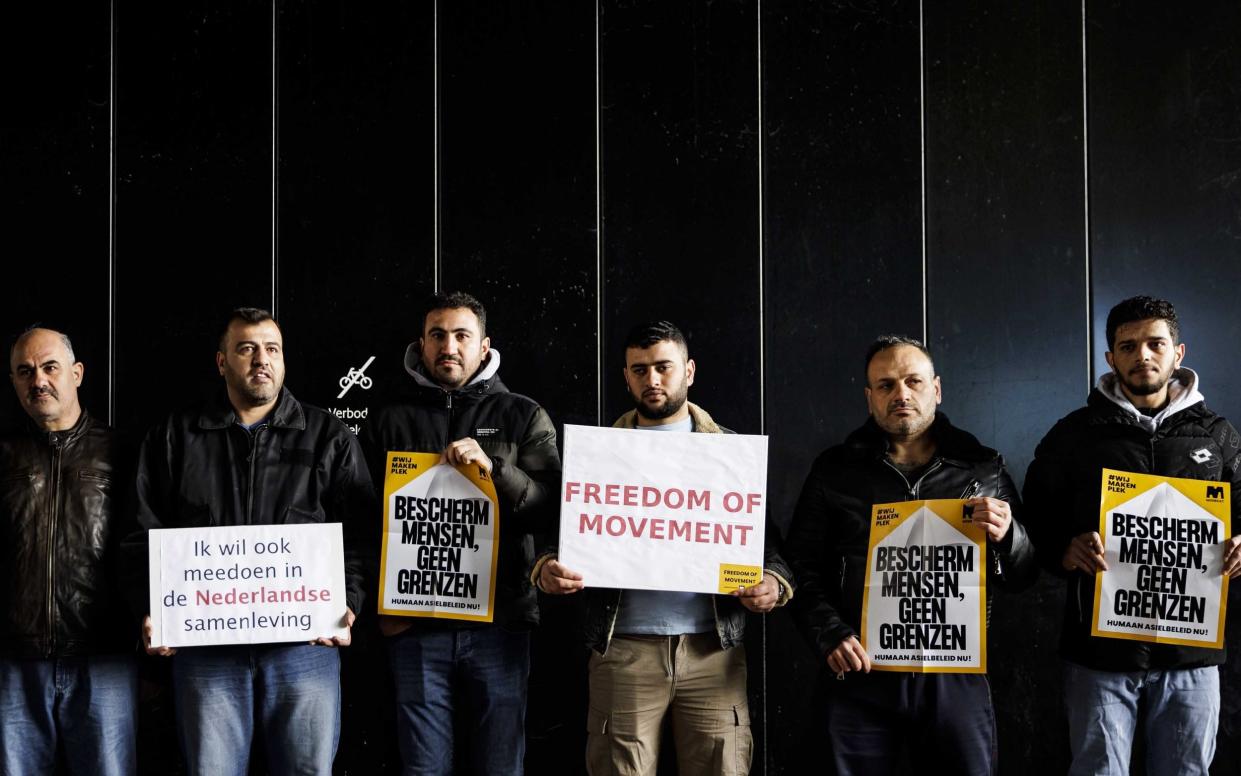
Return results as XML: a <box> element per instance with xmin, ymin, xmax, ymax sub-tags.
<box><xmin>197</xmin><ymin>386</ymin><xmax>305</xmax><ymax>431</ymax></box>
<box><xmin>29</xmin><ymin>407</ymin><xmax>91</xmax><ymax>445</ymax></box>
<box><xmin>402</xmin><ymin>347</ymin><xmax>504</xmax><ymax>398</ymax></box>
<box><xmin>841</xmin><ymin>413</ymin><xmax>995</xmax><ymax>465</ymax></box>
<box><xmin>1094</xmin><ymin>367</ymin><xmax>1203</xmax><ymax>432</ymax></box>
<box><xmin>611</xmin><ymin>401</ymin><xmax>723</xmax><ymax>434</ymax></box>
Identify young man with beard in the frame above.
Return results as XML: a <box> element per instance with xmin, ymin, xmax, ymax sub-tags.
<box><xmin>0</xmin><ymin>328</ymin><xmax>137</xmax><ymax>775</ymax></box>
<box><xmin>126</xmin><ymin>307</ymin><xmax>373</xmax><ymax>776</ymax></box>
<box><xmin>536</xmin><ymin>320</ymin><xmax>794</xmax><ymax>776</ymax></box>
<box><xmin>784</xmin><ymin>335</ymin><xmax>1035</xmax><ymax>776</ymax></box>
<box><xmin>362</xmin><ymin>291</ymin><xmax>561</xmax><ymax>775</ymax></box>
<box><xmin>1024</xmin><ymin>296</ymin><xmax>1241</xmax><ymax>775</ymax></box>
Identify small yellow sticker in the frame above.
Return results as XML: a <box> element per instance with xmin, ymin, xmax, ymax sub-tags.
<box><xmin>718</xmin><ymin>564</ymin><xmax>763</xmax><ymax>593</ymax></box>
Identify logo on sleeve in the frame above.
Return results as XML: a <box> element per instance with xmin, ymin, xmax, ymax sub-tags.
<box><xmin>1189</xmin><ymin>448</ymin><xmax>1213</xmax><ymax>464</ymax></box>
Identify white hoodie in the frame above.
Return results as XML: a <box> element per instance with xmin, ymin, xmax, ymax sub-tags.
<box><xmin>1097</xmin><ymin>366</ymin><xmax>1203</xmax><ymax>433</ymax></box>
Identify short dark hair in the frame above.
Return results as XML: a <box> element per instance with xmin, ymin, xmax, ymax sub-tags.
<box><xmin>623</xmin><ymin>320</ymin><xmax>689</xmax><ymax>360</ymax></box>
<box><xmin>219</xmin><ymin>307</ymin><xmax>278</xmax><ymax>351</ymax></box>
<box><xmin>421</xmin><ymin>291</ymin><xmax>487</xmax><ymax>337</ymax></box>
<box><xmin>1105</xmin><ymin>296</ymin><xmax>1179</xmax><ymax>350</ymax></box>
<box><xmin>864</xmin><ymin>335</ymin><xmax>934</xmax><ymax>379</ymax></box>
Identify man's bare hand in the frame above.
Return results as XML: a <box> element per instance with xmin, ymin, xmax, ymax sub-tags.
<box><xmin>312</xmin><ymin>608</ymin><xmax>356</xmax><ymax>647</ymax></box>
<box><xmin>827</xmin><ymin>635</ymin><xmax>871</xmax><ymax>675</ymax></box>
<box><xmin>539</xmin><ymin>559</ymin><xmax>584</xmax><ymax>595</ymax></box>
<box><xmin>443</xmin><ymin>438</ymin><xmax>493</xmax><ymax>474</ymax></box>
<box><xmin>1062</xmin><ymin>531</ymin><xmax>1108</xmax><ymax>573</ymax></box>
<box><xmin>968</xmin><ymin>497</ymin><xmax>1013</xmax><ymax>543</ymax></box>
<box><xmin>143</xmin><ymin>615</ymin><xmax>176</xmax><ymax>657</ymax></box>
<box><xmin>733</xmin><ymin>573</ymin><xmax>779</xmax><ymax>613</ymax></box>
<box><xmin>1223</xmin><ymin>536</ymin><xmax>1241</xmax><ymax>578</ymax></box>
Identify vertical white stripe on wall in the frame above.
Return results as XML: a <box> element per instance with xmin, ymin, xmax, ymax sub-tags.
<box><xmin>595</xmin><ymin>0</ymin><xmax>603</xmax><ymax>427</ymax></box>
<box><xmin>1081</xmin><ymin>0</ymin><xmax>1093</xmax><ymax>388</ymax></box>
<box><xmin>918</xmin><ymin>0</ymin><xmax>928</xmax><ymax>344</ymax></box>
<box><xmin>271</xmin><ymin>0</ymin><xmax>279</xmax><ymax>317</ymax></box>
<box><xmin>757</xmin><ymin>0</ymin><xmax>766</xmax><ymax>438</ymax></box>
<box><xmin>433</xmin><ymin>0</ymin><xmax>441</xmax><ymax>292</ymax></box>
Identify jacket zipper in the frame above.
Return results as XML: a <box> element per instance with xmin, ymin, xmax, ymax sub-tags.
<box><xmin>882</xmin><ymin>458</ymin><xmax>944</xmax><ymax>499</ymax></box>
<box><xmin>246</xmin><ymin>426</ymin><xmax>267</xmax><ymax>523</ymax></box>
<box><xmin>46</xmin><ymin>435</ymin><xmax>63</xmax><ymax>657</ymax></box>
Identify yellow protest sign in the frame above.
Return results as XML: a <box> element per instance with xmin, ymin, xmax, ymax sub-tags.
<box><xmin>1092</xmin><ymin>468</ymin><xmax>1230</xmax><ymax>648</ymax></box>
<box><xmin>377</xmin><ymin>452</ymin><xmax>500</xmax><ymax>622</ymax></box>
<box><xmin>861</xmin><ymin>499</ymin><xmax>987</xmax><ymax>673</ymax></box>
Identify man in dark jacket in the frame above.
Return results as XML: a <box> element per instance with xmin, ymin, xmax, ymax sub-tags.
<box><xmin>785</xmin><ymin>335</ymin><xmax>1035</xmax><ymax>776</ymax></box>
<box><xmin>537</xmin><ymin>320</ymin><xmax>793</xmax><ymax>776</ymax></box>
<box><xmin>0</xmin><ymin>328</ymin><xmax>137</xmax><ymax>776</ymax></box>
<box><xmin>127</xmin><ymin>307</ymin><xmax>373</xmax><ymax>776</ymax></box>
<box><xmin>1024</xmin><ymin>296</ymin><xmax>1241</xmax><ymax>775</ymax></box>
<box><xmin>362</xmin><ymin>291</ymin><xmax>561</xmax><ymax>775</ymax></box>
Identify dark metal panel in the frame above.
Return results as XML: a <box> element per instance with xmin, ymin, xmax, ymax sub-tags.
<box><xmin>438</xmin><ymin>0</ymin><xmax>598</xmax><ymax>432</ymax></box>
<box><xmin>923</xmin><ymin>2</ymin><xmax>1086</xmax><ymax>773</ymax></box>
<box><xmin>113</xmin><ymin>1</ymin><xmax>273</xmax><ymax>434</ymax></box>
<box><xmin>276</xmin><ymin>1</ymin><xmax>435</xmax><ymax>433</ymax></box>
<box><xmin>761</xmin><ymin>2</ymin><xmax>923</xmax><ymax>773</ymax></box>
<box><xmin>600</xmin><ymin>0</ymin><xmax>762</xmax><ymax>433</ymax></box>
<box><xmin>0</xmin><ymin>4</ymin><xmax>110</xmax><ymax>427</ymax></box>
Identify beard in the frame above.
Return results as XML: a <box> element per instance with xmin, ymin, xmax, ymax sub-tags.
<box><xmin>1117</xmin><ymin>368</ymin><xmax>1170</xmax><ymax>397</ymax></box>
<box><xmin>632</xmin><ymin>384</ymin><xmax>689</xmax><ymax>421</ymax></box>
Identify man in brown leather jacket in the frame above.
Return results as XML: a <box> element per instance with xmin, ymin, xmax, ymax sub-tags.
<box><xmin>0</xmin><ymin>328</ymin><xmax>137</xmax><ymax>776</ymax></box>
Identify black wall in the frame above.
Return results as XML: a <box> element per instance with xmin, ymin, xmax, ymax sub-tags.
<box><xmin>4</xmin><ymin>1</ymin><xmax>1241</xmax><ymax>774</ymax></box>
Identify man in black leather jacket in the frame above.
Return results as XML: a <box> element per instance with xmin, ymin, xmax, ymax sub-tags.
<box><xmin>786</xmin><ymin>335</ymin><xmax>1035</xmax><ymax>776</ymax></box>
<box><xmin>361</xmin><ymin>291</ymin><xmax>561</xmax><ymax>775</ymax></box>
<box><xmin>0</xmin><ymin>327</ymin><xmax>137</xmax><ymax>776</ymax></box>
<box><xmin>1024</xmin><ymin>296</ymin><xmax>1241</xmax><ymax>776</ymax></box>
<box><xmin>126</xmin><ymin>307</ymin><xmax>373</xmax><ymax>776</ymax></box>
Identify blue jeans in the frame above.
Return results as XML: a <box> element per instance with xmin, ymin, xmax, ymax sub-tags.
<box><xmin>1064</xmin><ymin>661</ymin><xmax>1219</xmax><ymax>776</ymax></box>
<box><xmin>388</xmin><ymin>626</ymin><xmax>531</xmax><ymax>775</ymax></box>
<box><xmin>0</xmin><ymin>654</ymin><xmax>138</xmax><ymax>776</ymax></box>
<box><xmin>172</xmin><ymin>644</ymin><xmax>341</xmax><ymax>776</ymax></box>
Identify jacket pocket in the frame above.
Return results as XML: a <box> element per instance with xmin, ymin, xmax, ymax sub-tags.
<box><xmin>78</xmin><ymin>469</ymin><xmax>112</xmax><ymax>485</ymax></box>
<box><xmin>283</xmin><ymin>505</ymin><xmax>325</xmax><ymax>524</ymax></box>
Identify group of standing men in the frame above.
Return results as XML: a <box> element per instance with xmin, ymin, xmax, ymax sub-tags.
<box><xmin>0</xmin><ymin>293</ymin><xmax>1236</xmax><ymax>776</ymax></box>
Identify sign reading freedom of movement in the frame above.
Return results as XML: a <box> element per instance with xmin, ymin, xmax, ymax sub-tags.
<box><xmin>148</xmin><ymin>523</ymin><xmax>348</xmax><ymax>648</ymax></box>
<box><xmin>1092</xmin><ymin>468</ymin><xmax>1230</xmax><ymax>648</ymax></box>
<box><xmin>557</xmin><ymin>424</ymin><xmax>767</xmax><ymax>595</ymax></box>
<box><xmin>860</xmin><ymin>500</ymin><xmax>987</xmax><ymax>673</ymax></box>
<box><xmin>378</xmin><ymin>453</ymin><xmax>500</xmax><ymax>622</ymax></box>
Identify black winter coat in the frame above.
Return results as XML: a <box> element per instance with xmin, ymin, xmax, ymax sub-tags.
<box><xmin>125</xmin><ymin>388</ymin><xmax>374</xmax><ymax>617</ymax></box>
<box><xmin>0</xmin><ymin>412</ymin><xmax>133</xmax><ymax>658</ymax></box>
<box><xmin>361</xmin><ymin>363</ymin><xmax>560</xmax><ymax>631</ymax></box>
<box><xmin>786</xmin><ymin>414</ymin><xmax>1036</xmax><ymax>662</ymax></box>
<box><xmin>1023</xmin><ymin>389</ymin><xmax>1241</xmax><ymax>671</ymax></box>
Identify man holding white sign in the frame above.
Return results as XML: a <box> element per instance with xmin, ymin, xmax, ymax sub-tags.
<box><xmin>362</xmin><ymin>291</ymin><xmax>561</xmax><ymax>775</ymax></box>
<box><xmin>537</xmin><ymin>320</ymin><xmax>793</xmax><ymax>776</ymax></box>
<box><xmin>785</xmin><ymin>335</ymin><xmax>1034</xmax><ymax>776</ymax></box>
<box><xmin>1024</xmin><ymin>296</ymin><xmax>1241</xmax><ymax>775</ymax></box>
<box><xmin>125</xmin><ymin>307</ymin><xmax>373</xmax><ymax>776</ymax></box>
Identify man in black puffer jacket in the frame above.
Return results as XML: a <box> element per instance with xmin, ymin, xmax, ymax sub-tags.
<box><xmin>362</xmin><ymin>291</ymin><xmax>560</xmax><ymax>776</ymax></box>
<box><xmin>786</xmin><ymin>335</ymin><xmax>1035</xmax><ymax>776</ymax></box>
<box><xmin>1024</xmin><ymin>296</ymin><xmax>1241</xmax><ymax>776</ymax></box>
<box><xmin>0</xmin><ymin>328</ymin><xmax>137</xmax><ymax>776</ymax></box>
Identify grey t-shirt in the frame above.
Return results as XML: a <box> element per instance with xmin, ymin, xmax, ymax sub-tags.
<box><xmin>613</xmin><ymin>415</ymin><xmax>717</xmax><ymax>636</ymax></box>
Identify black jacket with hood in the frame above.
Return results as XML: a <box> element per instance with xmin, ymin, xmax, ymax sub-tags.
<box><xmin>1023</xmin><ymin>368</ymin><xmax>1241</xmax><ymax>671</ymax></box>
<box><xmin>362</xmin><ymin>348</ymin><xmax>561</xmax><ymax>631</ymax></box>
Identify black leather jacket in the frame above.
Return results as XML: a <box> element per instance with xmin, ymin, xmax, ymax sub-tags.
<box><xmin>0</xmin><ymin>412</ymin><xmax>132</xmax><ymax>658</ymax></box>
<box><xmin>786</xmin><ymin>414</ymin><xmax>1036</xmax><ymax>661</ymax></box>
<box><xmin>125</xmin><ymin>388</ymin><xmax>374</xmax><ymax>616</ymax></box>
<box><xmin>1024</xmin><ymin>388</ymin><xmax>1241</xmax><ymax>671</ymax></box>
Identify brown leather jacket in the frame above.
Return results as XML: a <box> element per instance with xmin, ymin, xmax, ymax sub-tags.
<box><xmin>0</xmin><ymin>412</ymin><xmax>132</xmax><ymax>658</ymax></box>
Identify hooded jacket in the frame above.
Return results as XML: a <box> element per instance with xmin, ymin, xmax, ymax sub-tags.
<box><xmin>1023</xmin><ymin>368</ymin><xmax>1241</xmax><ymax>671</ymax></box>
<box><xmin>533</xmin><ymin>402</ymin><xmax>794</xmax><ymax>655</ymax></box>
<box><xmin>125</xmin><ymin>388</ymin><xmax>374</xmax><ymax>617</ymax></box>
<box><xmin>362</xmin><ymin>348</ymin><xmax>561</xmax><ymax>630</ymax></box>
<box><xmin>0</xmin><ymin>411</ymin><xmax>133</xmax><ymax>658</ymax></box>
<box><xmin>786</xmin><ymin>413</ymin><xmax>1036</xmax><ymax>662</ymax></box>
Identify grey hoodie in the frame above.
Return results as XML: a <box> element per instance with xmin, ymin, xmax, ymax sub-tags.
<box><xmin>1096</xmin><ymin>366</ymin><xmax>1203</xmax><ymax>433</ymax></box>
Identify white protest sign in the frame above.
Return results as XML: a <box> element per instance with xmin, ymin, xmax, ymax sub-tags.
<box><xmin>148</xmin><ymin>523</ymin><xmax>348</xmax><ymax>648</ymax></box>
<box><xmin>861</xmin><ymin>500</ymin><xmax>987</xmax><ymax>673</ymax></box>
<box><xmin>558</xmin><ymin>424</ymin><xmax>767</xmax><ymax>594</ymax></box>
<box><xmin>1092</xmin><ymin>469</ymin><xmax>1230</xmax><ymax>648</ymax></box>
<box><xmin>378</xmin><ymin>453</ymin><xmax>500</xmax><ymax>622</ymax></box>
